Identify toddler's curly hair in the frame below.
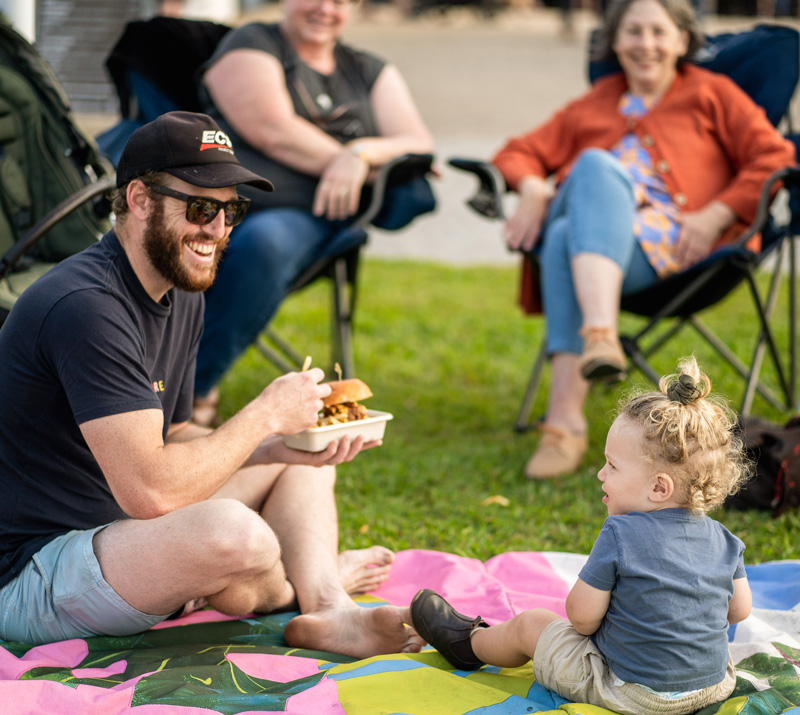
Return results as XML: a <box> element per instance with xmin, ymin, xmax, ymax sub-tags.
<box><xmin>618</xmin><ymin>356</ymin><xmax>750</xmax><ymax>515</ymax></box>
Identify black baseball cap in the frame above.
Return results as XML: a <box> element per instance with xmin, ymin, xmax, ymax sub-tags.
<box><xmin>115</xmin><ymin>111</ymin><xmax>274</xmax><ymax>192</ymax></box>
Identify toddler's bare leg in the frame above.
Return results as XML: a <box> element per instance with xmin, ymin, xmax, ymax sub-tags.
<box><xmin>471</xmin><ymin>609</ymin><xmax>561</xmax><ymax>668</ymax></box>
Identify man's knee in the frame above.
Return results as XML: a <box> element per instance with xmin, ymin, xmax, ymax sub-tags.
<box><xmin>195</xmin><ymin>499</ymin><xmax>281</xmax><ymax>575</ymax></box>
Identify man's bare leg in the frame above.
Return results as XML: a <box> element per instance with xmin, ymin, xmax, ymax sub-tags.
<box><xmin>258</xmin><ymin>464</ymin><xmax>422</xmax><ymax>658</ymax></box>
<box><xmin>93</xmin><ymin>495</ymin><xmax>296</xmax><ymax>619</ymax></box>
<box><xmin>213</xmin><ymin>466</ymin><xmax>395</xmax><ymax>597</ymax></box>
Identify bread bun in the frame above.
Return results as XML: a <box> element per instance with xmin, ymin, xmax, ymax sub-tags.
<box><xmin>323</xmin><ymin>378</ymin><xmax>373</xmax><ymax>406</ymax></box>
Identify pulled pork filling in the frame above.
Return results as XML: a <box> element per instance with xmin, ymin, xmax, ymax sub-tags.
<box><xmin>315</xmin><ymin>401</ymin><xmax>368</xmax><ymax>427</ymax></box>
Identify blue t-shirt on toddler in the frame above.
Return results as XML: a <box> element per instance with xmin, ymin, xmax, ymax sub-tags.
<box><xmin>578</xmin><ymin>508</ymin><xmax>746</xmax><ymax>692</ymax></box>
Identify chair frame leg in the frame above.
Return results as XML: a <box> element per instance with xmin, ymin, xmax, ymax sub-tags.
<box><xmin>620</xmin><ymin>233</ymin><xmax>799</xmax><ymax>416</ymax></box>
<box><xmin>253</xmin><ymin>250</ymin><xmax>360</xmax><ymax>378</ymax></box>
<box><xmin>255</xmin><ymin>330</ymin><xmax>304</xmax><ymax>374</ymax></box>
<box><xmin>332</xmin><ymin>256</ymin><xmax>357</xmax><ymax>379</ymax></box>
<box><xmin>740</xmin><ymin>254</ymin><xmax>787</xmax><ymax>413</ymax></box>
<box><xmin>514</xmin><ymin>340</ymin><xmax>548</xmax><ymax>433</ymax></box>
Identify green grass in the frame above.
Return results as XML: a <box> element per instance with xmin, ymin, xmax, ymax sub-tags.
<box><xmin>216</xmin><ymin>259</ymin><xmax>800</xmax><ymax>566</ymax></box>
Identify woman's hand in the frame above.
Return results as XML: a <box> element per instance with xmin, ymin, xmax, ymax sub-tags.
<box><xmin>313</xmin><ymin>148</ymin><xmax>371</xmax><ymax>221</ymax></box>
<box><xmin>676</xmin><ymin>200</ymin><xmax>736</xmax><ymax>269</ymax></box>
<box><xmin>503</xmin><ymin>176</ymin><xmax>552</xmax><ymax>252</ymax></box>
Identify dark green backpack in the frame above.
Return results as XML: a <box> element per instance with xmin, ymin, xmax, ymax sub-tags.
<box><xmin>0</xmin><ymin>14</ymin><xmax>112</xmax><ymax>265</ymax></box>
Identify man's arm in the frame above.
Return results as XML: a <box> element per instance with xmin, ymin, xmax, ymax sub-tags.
<box><xmin>564</xmin><ymin>577</ymin><xmax>611</xmax><ymax>635</ymax></box>
<box><xmin>80</xmin><ymin>369</ymin><xmax>329</xmax><ymax>520</ymax></box>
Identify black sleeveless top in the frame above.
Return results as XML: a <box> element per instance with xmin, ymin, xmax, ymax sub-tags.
<box><xmin>201</xmin><ymin>23</ymin><xmax>386</xmax><ymax>212</ymax></box>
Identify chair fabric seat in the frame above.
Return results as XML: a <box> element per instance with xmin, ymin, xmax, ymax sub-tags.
<box><xmin>620</xmin><ymin>246</ymin><xmax>754</xmax><ymax>319</ymax></box>
<box><xmin>0</xmin><ymin>262</ymin><xmax>55</xmax><ymax>315</ymax></box>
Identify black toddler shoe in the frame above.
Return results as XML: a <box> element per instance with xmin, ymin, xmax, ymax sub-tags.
<box><xmin>410</xmin><ymin>588</ymin><xmax>489</xmax><ymax>671</ymax></box>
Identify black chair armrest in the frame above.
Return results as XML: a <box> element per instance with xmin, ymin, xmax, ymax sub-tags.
<box><xmin>0</xmin><ymin>176</ymin><xmax>116</xmax><ymax>279</ymax></box>
<box><xmin>287</xmin><ymin>153</ymin><xmax>434</xmax><ymax>295</ymax></box>
<box><xmin>448</xmin><ymin>157</ymin><xmax>506</xmax><ymax>220</ymax></box>
<box><xmin>353</xmin><ymin>152</ymin><xmax>435</xmax><ymax>231</ymax></box>
<box><xmin>734</xmin><ymin>165</ymin><xmax>800</xmax><ymax>249</ymax></box>
<box><xmin>779</xmin><ymin>164</ymin><xmax>800</xmax><ymax>233</ymax></box>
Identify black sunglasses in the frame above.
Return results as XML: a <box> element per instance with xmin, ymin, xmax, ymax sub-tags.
<box><xmin>145</xmin><ymin>183</ymin><xmax>250</xmax><ymax>227</ymax></box>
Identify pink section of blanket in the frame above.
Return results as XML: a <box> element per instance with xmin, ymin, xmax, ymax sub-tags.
<box><xmin>0</xmin><ymin>639</ymin><xmax>88</xmax><ymax>679</ymax></box>
<box><xmin>371</xmin><ymin>549</ymin><xmax>573</xmax><ymax>622</ymax></box>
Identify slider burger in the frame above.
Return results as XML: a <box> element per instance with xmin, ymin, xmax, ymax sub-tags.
<box><xmin>316</xmin><ymin>378</ymin><xmax>373</xmax><ymax>427</ymax></box>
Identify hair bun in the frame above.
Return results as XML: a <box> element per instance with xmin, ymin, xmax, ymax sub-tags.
<box><xmin>667</xmin><ymin>374</ymin><xmax>702</xmax><ymax>404</ymax></box>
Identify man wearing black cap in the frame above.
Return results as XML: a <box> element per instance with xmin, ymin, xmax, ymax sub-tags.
<box><xmin>0</xmin><ymin>111</ymin><xmax>421</xmax><ymax>659</ymax></box>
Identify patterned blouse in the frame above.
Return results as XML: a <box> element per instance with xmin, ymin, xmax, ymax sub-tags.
<box><xmin>611</xmin><ymin>93</ymin><xmax>682</xmax><ymax>277</ymax></box>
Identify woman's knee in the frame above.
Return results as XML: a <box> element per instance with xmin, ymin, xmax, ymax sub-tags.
<box><xmin>226</xmin><ymin>214</ymin><xmax>298</xmax><ymax>273</ymax></box>
<box><xmin>568</xmin><ymin>149</ymin><xmax>634</xmax><ymax>204</ymax></box>
<box><xmin>540</xmin><ymin>216</ymin><xmax>570</xmax><ymax>268</ymax></box>
<box><xmin>219</xmin><ymin>210</ymin><xmax>333</xmax><ymax>299</ymax></box>
<box><xmin>572</xmin><ymin>148</ymin><xmax>624</xmax><ymax>177</ymax></box>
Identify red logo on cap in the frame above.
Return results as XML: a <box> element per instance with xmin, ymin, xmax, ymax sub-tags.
<box><xmin>200</xmin><ymin>129</ymin><xmax>234</xmax><ymax>154</ymax></box>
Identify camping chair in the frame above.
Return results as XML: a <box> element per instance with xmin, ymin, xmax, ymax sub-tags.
<box><xmin>0</xmin><ymin>177</ymin><xmax>115</xmax><ymax>324</ymax></box>
<box><xmin>97</xmin><ymin>17</ymin><xmax>436</xmax><ymax>378</ymax></box>
<box><xmin>450</xmin><ymin>23</ymin><xmax>800</xmax><ymax>430</ymax></box>
<box><xmin>0</xmin><ymin>16</ymin><xmax>114</xmax><ymax>327</ymax></box>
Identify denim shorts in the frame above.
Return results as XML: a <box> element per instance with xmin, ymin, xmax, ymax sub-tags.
<box><xmin>532</xmin><ymin>620</ymin><xmax>737</xmax><ymax>715</ymax></box>
<box><xmin>0</xmin><ymin>525</ymin><xmax>169</xmax><ymax>644</ymax></box>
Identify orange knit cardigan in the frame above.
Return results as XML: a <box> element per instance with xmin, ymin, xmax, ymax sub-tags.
<box><xmin>492</xmin><ymin>65</ymin><xmax>796</xmax><ymax>314</ymax></box>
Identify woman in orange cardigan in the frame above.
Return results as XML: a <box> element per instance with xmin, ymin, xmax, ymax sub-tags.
<box><xmin>493</xmin><ymin>0</ymin><xmax>795</xmax><ymax>480</ymax></box>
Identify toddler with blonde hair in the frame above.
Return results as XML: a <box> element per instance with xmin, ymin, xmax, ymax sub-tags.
<box><xmin>410</xmin><ymin>357</ymin><xmax>752</xmax><ymax>715</ymax></box>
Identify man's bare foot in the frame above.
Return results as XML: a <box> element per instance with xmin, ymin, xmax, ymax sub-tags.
<box><xmin>284</xmin><ymin>605</ymin><xmax>423</xmax><ymax>660</ymax></box>
<box><xmin>339</xmin><ymin>546</ymin><xmax>394</xmax><ymax>595</ymax></box>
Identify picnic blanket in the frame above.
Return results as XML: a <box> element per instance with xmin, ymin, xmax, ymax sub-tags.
<box><xmin>1</xmin><ymin>549</ymin><xmax>798</xmax><ymax>714</ymax></box>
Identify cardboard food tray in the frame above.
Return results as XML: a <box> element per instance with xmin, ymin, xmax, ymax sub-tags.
<box><xmin>283</xmin><ymin>410</ymin><xmax>393</xmax><ymax>452</ymax></box>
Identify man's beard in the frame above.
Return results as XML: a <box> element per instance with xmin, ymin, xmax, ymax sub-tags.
<box><xmin>143</xmin><ymin>197</ymin><xmax>229</xmax><ymax>293</ymax></box>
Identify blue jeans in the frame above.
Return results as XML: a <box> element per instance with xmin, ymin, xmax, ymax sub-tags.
<box><xmin>195</xmin><ymin>208</ymin><xmax>364</xmax><ymax>397</ymax></box>
<box><xmin>539</xmin><ymin>149</ymin><xmax>658</xmax><ymax>356</ymax></box>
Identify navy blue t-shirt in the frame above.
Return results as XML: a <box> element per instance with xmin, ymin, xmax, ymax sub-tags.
<box><xmin>0</xmin><ymin>231</ymin><xmax>203</xmax><ymax>588</ymax></box>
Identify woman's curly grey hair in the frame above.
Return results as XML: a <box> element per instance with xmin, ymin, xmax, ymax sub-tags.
<box><xmin>618</xmin><ymin>356</ymin><xmax>750</xmax><ymax>515</ymax></box>
<box><xmin>592</xmin><ymin>0</ymin><xmax>705</xmax><ymax>66</ymax></box>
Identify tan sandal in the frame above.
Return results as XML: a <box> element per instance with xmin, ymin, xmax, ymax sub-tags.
<box><xmin>578</xmin><ymin>326</ymin><xmax>626</xmax><ymax>382</ymax></box>
<box><xmin>525</xmin><ymin>424</ymin><xmax>587</xmax><ymax>479</ymax></box>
